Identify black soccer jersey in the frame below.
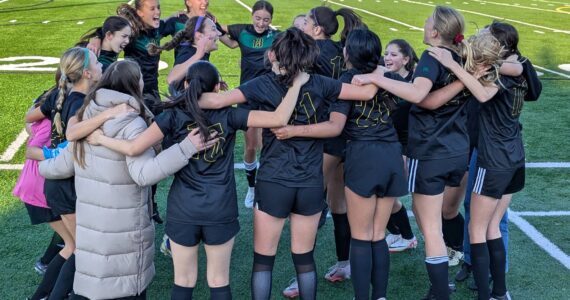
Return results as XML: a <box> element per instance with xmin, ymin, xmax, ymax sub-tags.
<box><xmin>314</xmin><ymin>39</ymin><xmax>344</xmax><ymax>80</ymax></box>
<box><xmin>123</xmin><ymin>20</ymin><xmax>177</xmax><ymax>94</ymax></box>
<box><xmin>388</xmin><ymin>71</ymin><xmax>414</xmax><ymax>147</ymax></box>
<box><xmin>155</xmin><ymin>107</ymin><xmax>249</xmax><ymax>225</ymax></box>
<box><xmin>478</xmin><ymin>75</ymin><xmax>527</xmax><ymax>170</ymax></box>
<box><xmin>408</xmin><ymin>49</ymin><xmax>471</xmax><ymax>160</ymax></box>
<box><xmin>227</xmin><ymin>24</ymin><xmax>277</xmax><ymax>84</ymax></box>
<box><xmin>332</xmin><ymin>69</ymin><xmax>400</xmax><ymax>142</ymax></box>
<box><xmin>98</xmin><ymin>50</ymin><xmax>118</xmax><ymax>73</ymax></box>
<box><xmin>40</xmin><ymin>91</ymin><xmax>85</xmax><ymax>147</ymax></box>
<box><xmin>238</xmin><ymin>73</ymin><xmax>342</xmax><ymax>187</ymax></box>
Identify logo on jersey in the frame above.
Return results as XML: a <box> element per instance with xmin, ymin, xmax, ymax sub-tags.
<box><xmin>252</xmin><ymin>37</ymin><xmax>264</xmax><ymax>48</ymax></box>
<box><xmin>186</xmin><ymin>122</ymin><xmax>226</xmax><ymax>163</ymax></box>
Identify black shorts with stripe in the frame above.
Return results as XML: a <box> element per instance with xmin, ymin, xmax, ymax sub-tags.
<box><xmin>472</xmin><ymin>166</ymin><xmax>525</xmax><ymax>199</ymax></box>
<box><xmin>407</xmin><ymin>155</ymin><xmax>469</xmax><ymax>196</ymax></box>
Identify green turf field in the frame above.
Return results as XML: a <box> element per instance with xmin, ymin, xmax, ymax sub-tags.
<box><xmin>1</xmin><ymin>0</ymin><xmax>569</xmax><ymax>299</ymax></box>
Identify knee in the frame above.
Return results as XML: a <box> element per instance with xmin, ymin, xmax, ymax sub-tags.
<box><xmin>175</xmin><ymin>274</ymin><xmax>197</xmax><ymax>288</ymax></box>
<box><xmin>207</xmin><ymin>274</ymin><xmax>229</xmax><ymax>288</ymax></box>
<box><xmin>442</xmin><ymin>205</ymin><xmax>459</xmax><ymax>219</ymax></box>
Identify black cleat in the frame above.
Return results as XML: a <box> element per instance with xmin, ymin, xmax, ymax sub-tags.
<box><xmin>455</xmin><ymin>262</ymin><xmax>472</xmax><ymax>282</ymax></box>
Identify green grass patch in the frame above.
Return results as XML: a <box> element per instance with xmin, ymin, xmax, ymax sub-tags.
<box><xmin>525</xmin><ymin>216</ymin><xmax>570</xmax><ymax>255</ymax></box>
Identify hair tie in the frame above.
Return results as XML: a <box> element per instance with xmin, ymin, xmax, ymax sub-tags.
<box><xmin>454</xmin><ymin>33</ymin><xmax>464</xmax><ymax>44</ymax></box>
<box><xmin>82</xmin><ymin>47</ymin><xmax>90</xmax><ymax>70</ymax></box>
<box><xmin>194</xmin><ymin>16</ymin><xmax>205</xmax><ymax>34</ymax></box>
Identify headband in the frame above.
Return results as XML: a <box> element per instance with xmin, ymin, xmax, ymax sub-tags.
<box><xmin>82</xmin><ymin>47</ymin><xmax>90</xmax><ymax>70</ymax></box>
<box><xmin>194</xmin><ymin>16</ymin><xmax>205</xmax><ymax>34</ymax></box>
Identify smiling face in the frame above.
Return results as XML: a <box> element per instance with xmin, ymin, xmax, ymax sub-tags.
<box><xmin>136</xmin><ymin>0</ymin><xmax>161</xmax><ymax>29</ymax></box>
<box><xmin>195</xmin><ymin>18</ymin><xmax>221</xmax><ymax>52</ymax></box>
<box><xmin>251</xmin><ymin>9</ymin><xmax>272</xmax><ymax>34</ymax></box>
<box><xmin>186</xmin><ymin>0</ymin><xmax>209</xmax><ymax>16</ymax></box>
<box><xmin>384</xmin><ymin>44</ymin><xmax>410</xmax><ymax>73</ymax></box>
<box><xmin>105</xmin><ymin>26</ymin><xmax>132</xmax><ymax>53</ymax></box>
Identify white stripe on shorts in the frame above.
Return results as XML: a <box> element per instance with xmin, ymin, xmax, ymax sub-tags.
<box><xmin>474</xmin><ymin>167</ymin><xmax>486</xmax><ymax>194</ymax></box>
<box><xmin>408</xmin><ymin>159</ymin><xmax>418</xmax><ymax>193</ymax></box>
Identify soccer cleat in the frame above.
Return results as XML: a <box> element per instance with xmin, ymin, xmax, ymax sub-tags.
<box><xmin>455</xmin><ymin>262</ymin><xmax>472</xmax><ymax>282</ymax></box>
<box><xmin>244</xmin><ymin>187</ymin><xmax>255</xmax><ymax>208</ymax></box>
<box><xmin>324</xmin><ymin>261</ymin><xmax>351</xmax><ymax>283</ymax></box>
<box><xmin>491</xmin><ymin>291</ymin><xmax>512</xmax><ymax>300</ymax></box>
<box><xmin>385</xmin><ymin>234</ymin><xmax>402</xmax><ymax>246</ymax></box>
<box><xmin>389</xmin><ymin>236</ymin><xmax>418</xmax><ymax>252</ymax></box>
<box><xmin>447</xmin><ymin>247</ymin><xmax>464</xmax><ymax>267</ymax></box>
<box><xmin>160</xmin><ymin>234</ymin><xmax>172</xmax><ymax>257</ymax></box>
<box><xmin>282</xmin><ymin>277</ymin><xmax>298</xmax><ymax>298</ymax></box>
<box><xmin>34</xmin><ymin>260</ymin><xmax>48</xmax><ymax>275</ymax></box>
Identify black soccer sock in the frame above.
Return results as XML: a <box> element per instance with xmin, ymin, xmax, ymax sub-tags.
<box><xmin>244</xmin><ymin>160</ymin><xmax>257</xmax><ymax>188</ymax></box>
<box><xmin>40</xmin><ymin>232</ymin><xmax>64</xmax><ymax>265</ymax></box>
<box><xmin>488</xmin><ymin>237</ymin><xmax>507</xmax><ymax>297</ymax></box>
<box><xmin>386</xmin><ymin>217</ymin><xmax>401</xmax><ymax>235</ymax></box>
<box><xmin>442</xmin><ymin>213</ymin><xmax>465</xmax><ymax>251</ymax></box>
<box><xmin>425</xmin><ymin>256</ymin><xmax>450</xmax><ymax>300</ymax></box>
<box><xmin>350</xmin><ymin>238</ymin><xmax>372</xmax><ymax>300</ymax></box>
<box><xmin>332</xmin><ymin>213</ymin><xmax>351</xmax><ymax>262</ymax></box>
<box><xmin>371</xmin><ymin>239</ymin><xmax>390</xmax><ymax>299</ymax></box>
<box><xmin>48</xmin><ymin>254</ymin><xmax>75</xmax><ymax>300</ymax></box>
<box><xmin>292</xmin><ymin>250</ymin><xmax>317</xmax><ymax>300</ymax></box>
<box><xmin>210</xmin><ymin>285</ymin><xmax>232</xmax><ymax>300</ymax></box>
<box><xmin>471</xmin><ymin>242</ymin><xmax>491</xmax><ymax>300</ymax></box>
<box><xmin>171</xmin><ymin>284</ymin><xmax>194</xmax><ymax>300</ymax></box>
<box><xmin>251</xmin><ymin>252</ymin><xmax>275</xmax><ymax>300</ymax></box>
<box><xmin>392</xmin><ymin>205</ymin><xmax>414</xmax><ymax>240</ymax></box>
<box><xmin>31</xmin><ymin>254</ymin><xmax>67</xmax><ymax>300</ymax></box>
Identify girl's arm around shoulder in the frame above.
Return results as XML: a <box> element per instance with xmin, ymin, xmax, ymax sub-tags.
<box><xmin>198</xmin><ymin>89</ymin><xmax>247</xmax><ymax>110</ymax></box>
<box><xmin>271</xmin><ymin>112</ymin><xmax>347</xmax><ymax>140</ymax></box>
<box><xmin>88</xmin><ymin>120</ymin><xmax>164</xmax><ymax>157</ymax></box>
<box><xmin>66</xmin><ymin>104</ymin><xmax>134</xmax><ymax>141</ymax></box>
<box><xmin>38</xmin><ymin>145</ymin><xmax>74</xmax><ymax>180</ymax></box>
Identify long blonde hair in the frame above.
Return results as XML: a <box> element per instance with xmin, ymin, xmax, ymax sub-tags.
<box><xmin>53</xmin><ymin>47</ymin><xmax>90</xmax><ymax>137</ymax></box>
<box><xmin>432</xmin><ymin>6</ymin><xmax>474</xmax><ymax>70</ymax></box>
<box><xmin>466</xmin><ymin>31</ymin><xmax>505</xmax><ymax>85</ymax></box>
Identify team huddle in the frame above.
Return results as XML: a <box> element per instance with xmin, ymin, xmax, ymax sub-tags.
<box><xmin>13</xmin><ymin>0</ymin><xmax>542</xmax><ymax>299</ymax></box>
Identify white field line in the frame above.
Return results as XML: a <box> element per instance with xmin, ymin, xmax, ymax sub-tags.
<box><xmin>401</xmin><ymin>0</ymin><xmax>570</xmax><ymax>34</ymax></box>
<box><xmin>534</xmin><ymin>65</ymin><xmax>570</xmax><ymax>79</ymax></box>
<box><xmin>233</xmin><ymin>0</ymin><xmax>277</xmax><ymax>30</ymax></box>
<box><xmin>328</xmin><ymin>1</ymin><xmax>423</xmax><ymax>31</ymax></box>
<box><xmin>0</xmin><ymin>129</ymin><xmax>28</xmax><ymax>162</ymax></box>
<box><xmin>535</xmin><ymin>0</ymin><xmax>570</xmax><ymax>5</ymax></box>
<box><xmin>509</xmin><ymin>209</ymin><xmax>570</xmax><ymax>269</ymax></box>
<box><xmin>534</xmin><ymin>30</ymin><xmax>545</xmax><ymax>34</ymax></box>
<box><xmin>526</xmin><ymin>162</ymin><xmax>570</xmax><ymax>168</ymax></box>
<box><xmin>328</xmin><ymin>0</ymin><xmax>570</xmax><ymax>80</ymax></box>
<box><xmin>0</xmin><ymin>164</ymin><xmax>23</xmax><ymax>170</ymax></box>
<box><xmin>515</xmin><ymin>211</ymin><xmax>570</xmax><ymax>216</ymax></box>
<box><xmin>470</xmin><ymin>0</ymin><xmax>570</xmax><ymax>14</ymax></box>
<box><xmin>0</xmin><ymin>0</ymin><xmax>8</xmax><ymax>4</ymax></box>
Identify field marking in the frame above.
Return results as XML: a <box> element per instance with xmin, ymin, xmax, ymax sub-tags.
<box><xmin>400</xmin><ymin>0</ymin><xmax>570</xmax><ymax>34</ymax></box>
<box><xmin>515</xmin><ymin>211</ymin><xmax>570</xmax><ymax>216</ymax></box>
<box><xmin>509</xmin><ymin>209</ymin><xmax>570</xmax><ymax>270</ymax></box>
<box><xmin>0</xmin><ymin>0</ymin><xmax>8</xmax><ymax>3</ymax></box>
<box><xmin>534</xmin><ymin>30</ymin><xmax>545</xmax><ymax>34</ymax></box>
<box><xmin>0</xmin><ymin>129</ymin><xmax>28</xmax><ymax>162</ymax></box>
<box><xmin>534</xmin><ymin>65</ymin><xmax>570</xmax><ymax>79</ymax></box>
<box><xmin>328</xmin><ymin>1</ymin><xmax>423</xmax><ymax>31</ymax></box>
<box><xmin>0</xmin><ymin>164</ymin><xmax>23</xmax><ymax>170</ymax></box>
<box><xmin>470</xmin><ymin>0</ymin><xmax>570</xmax><ymax>14</ymax></box>
<box><xmin>535</xmin><ymin>0</ymin><xmax>570</xmax><ymax>5</ymax></box>
<box><xmin>526</xmin><ymin>162</ymin><xmax>570</xmax><ymax>168</ymax></box>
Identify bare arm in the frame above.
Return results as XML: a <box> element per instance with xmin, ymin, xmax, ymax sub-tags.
<box><xmin>25</xmin><ymin>107</ymin><xmax>46</xmax><ymax>123</ymax></box>
<box><xmin>352</xmin><ymin>73</ymin><xmax>433</xmax><ymax>104</ymax></box>
<box><xmin>271</xmin><ymin>112</ymin><xmax>347</xmax><ymax>140</ymax></box>
<box><xmin>338</xmin><ymin>83</ymin><xmax>379</xmax><ymax>101</ymax></box>
<box><xmin>246</xmin><ymin>72</ymin><xmax>309</xmax><ymax>128</ymax></box>
<box><xmin>65</xmin><ymin>104</ymin><xmax>134</xmax><ymax>141</ymax></box>
<box><xmin>89</xmin><ymin>122</ymin><xmax>164</xmax><ymax>157</ymax></box>
<box><xmin>25</xmin><ymin>146</ymin><xmax>45</xmax><ymax>161</ymax></box>
<box><xmin>499</xmin><ymin>54</ymin><xmax>523</xmax><ymax>77</ymax></box>
<box><xmin>198</xmin><ymin>89</ymin><xmax>247</xmax><ymax>109</ymax></box>
<box><xmin>219</xmin><ymin>35</ymin><xmax>238</xmax><ymax>48</ymax></box>
<box><xmin>167</xmin><ymin>37</ymin><xmax>210</xmax><ymax>84</ymax></box>
<box><xmin>416</xmin><ymin>81</ymin><xmax>465</xmax><ymax>110</ymax></box>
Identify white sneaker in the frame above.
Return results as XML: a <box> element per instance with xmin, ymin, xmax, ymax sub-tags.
<box><xmin>386</xmin><ymin>234</ymin><xmax>402</xmax><ymax>247</ymax></box>
<box><xmin>389</xmin><ymin>236</ymin><xmax>418</xmax><ymax>252</ymax></box>
<box><xmin>282</xmin><ymin>277</ymin><xmax>298</xmax><ymax>298</ymax></box>
<box><xmin>447</xmin><ymin>247</ymin><xmax>464</xmax><ymax>267</ymax></box>
<box><xmin>160</xmin><ymin>234</ymin><xmax>171</xmax><ymax>257</ymax></box>
<box><xmin>324</xmin><ymin>261</ymin><xmax>351</xmax><ymax>282</ymax></box>
<box><xmin>244</xmin><ymin>187</ymin><xmax>255</xmax><ymax>208</ymax></box>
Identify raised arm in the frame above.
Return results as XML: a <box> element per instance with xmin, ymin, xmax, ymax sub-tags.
<box><xmin>352</xmin><ymin>72</ymin><xmax>433</xmax><ymax>104</ymax></box>
<box><xmin>65</xmin><ymin>104</ymin><xmax>134</xmax><ymax>141</ymax></box>
<box><xmin>246</xmin><ymin>72</ymin><xmax>309</xmax><ymax>128</ymax></box>
<box><xmin>271</xmin><ymin>112</ymin><xmax>347</xmax><ymax>140</ymax></box>
<box><xmin>167</xmin><ymin>37</ymin><xmax>210</xmax><ymax>84</ymax></box>
<box><xmin>499</xmin><ymin>54</ymin><xmax>523</xmax><ymax>77</ymax></box>
<box><xmin>198</xmin><ymin>89</ymin><xmax>247</xmax><ymax>109</ymax></box>
<box><xmin>428</xmin><ymin>47</ymin><xmax>498</xmax><ymax>103</ymax></box>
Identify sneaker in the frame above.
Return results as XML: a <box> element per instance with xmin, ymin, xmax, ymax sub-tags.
<box><xmin>160</xmin><ymin>234</ymin><xmax>172</xmax><ymax>257</ymax></box>
<box><xmin>447</xmin><ymin>247</ymin><xmax>464</xmax><ymax>267</ymax></box>
<box><xmin>282</xmin><ymin>277</ymin><xmax>298</xmax><ymax>298</ymax></box>
<box><xmin>385</xmin><ymin>234</ymin><xmax>402</xmax><ymax>246</ymax></box>
<box><xmin>34</xmin><ymin>260</ymin><xmax>48</xmax><ymax>275</ymax></box>
<box><xmin>454</xmin><ymin>262</ymin><xmax>471</xmax><ymax>282</ymax></box>
<box><xmin>324</xmin><ymin>261</ymin><xmax>351</xmax><ymax>282</ymax></box>
<box><xmin>491</xmin><ymin>291</ymin><xmax>512</xmax><ymax>300</ymax></box>
<box><xmin>244</xmin><ymin>187</ymin><xmax>255</xmax><ymax>208</ymax></box>
<box><xmin>389</xmin><ymin>236</ymin><xmax>418</xmax><ymax>252</ymax></box>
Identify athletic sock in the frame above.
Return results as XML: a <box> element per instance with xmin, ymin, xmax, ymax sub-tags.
<box><xmin>251</xmin><ymin>252</ymin><xmax>275</xmax><ymax>300</ymax></box>
<box><xmin>471</xmin><ymin>242</ymin><xmax>491</xmax><ymax>300</ymax></box>
<box><xmin>292</xmin><ymin>250</ymin><xmax>317</xmax><ymax>300</ymax></box>
<box><xmin>386</xmin><ymin>217</ymin><xmax>401</xmax><ymax>235</ymax></box>
<box><xmin>442</xmin><ymin>213</ymin><xmax>465</xmax><ymax>251</ymax></box>
<box><xmin>48</xmin><ymin>254</ymin><xmax>75</xmax><ymax>300</ymax></box>
<box><xmin>210</xmin><ymin>285</ymin><xmax>231</xmax><ymax>300</ymax></box>
<box><xmin>244</xmin><ymin>160</ymin><xmax>257</xmax><ymax>188</ymax></box>
<box><xmin>350</xmin><ymin>238</ymin><xmax>372</xmax><ymax>300</ymax></box>
<box><xmin>40</xmin><ymin>232</ymin><xmax>64</xmax><ymax>265</ymax></box>
<box><xmin>425</xmin><ymin>256</ymin><xmax>450</xmax><ymax>300</ymax></box>
<box><xmin>31</xmin><ymin>254</ymin><xmax>67</xmax><ymax>300</ymax></box>
<box><xmin>488</xmin><ymin>237</ymin><xmax>507</xmax><ymax>297</ymax></box>
<box><xmin>392</xmin><ymin>205</ymin><xmax>414</xmax><ymax>240</ymax></box>
<box><xmin>371</xmin><ymin>239</ymin><xmax>390</xmax><ymax>299</ymax></box>
<box><xmin>331</xmin><ymin>213</ymin><xmax>351</xmax><ymax>262</ymax></box>
<box><xmin>171</xmin><ymin>284</ymin><xmax>194</xmax><ymax>300</ymax></box>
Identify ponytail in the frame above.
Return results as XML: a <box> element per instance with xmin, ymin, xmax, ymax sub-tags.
<box><xmin>334</xmin><ymin>8</ymin><xmax>364</xmax><ymax>45</ymax></box>
<box><xmin>309</xmin><ymin>6</ymin><xmax>364</xmax><ymax>44</ymax></box>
